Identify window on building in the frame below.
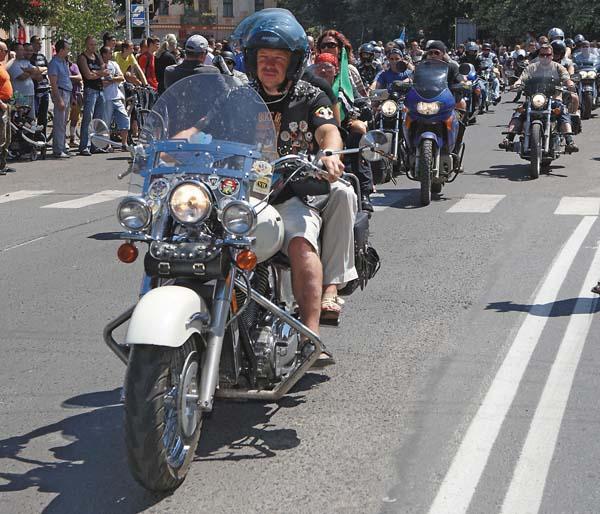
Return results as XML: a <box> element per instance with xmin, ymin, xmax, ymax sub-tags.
<box><xmin>223</xmin><ymin>0</ymin><xmax>233</xmax><ymax>17</ymax></box>
<box><xmin>255</xmin><ymin>0</ymin><xmax>264</xmax><ymax>11</ymax></box>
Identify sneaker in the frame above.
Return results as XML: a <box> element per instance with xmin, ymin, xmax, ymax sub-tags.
<box><xmin>498</xmin><ymin>139</ymin><xmax>512</xmax><ymax>150</ymax></box>
<box><xmin>361</xmin><ymin>195</ymin><xmax>374</xmax><ymax>213</ymax></box>
<box><xmin>79</xmin><ymin>149</ymin><xmax>92</xmax><ymax>156</ymax></box>
<box><xmin>0</xmin><ymin>167</ymin><xmax>16</xmax><ymax>174</ymax></box>
<box><xmin>52</xmin><ymin>152</ymin><xmax>71</xmax><ymax>159</ymax></box>
<box><xmin>565</xmin><ymin>141</ymin><xmax>579</xmax><ymax>153</ymax></box>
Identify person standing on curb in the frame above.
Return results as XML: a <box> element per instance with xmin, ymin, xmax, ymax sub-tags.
<box><xmin>48</xmin><ymin>40</ymin><xmax>73</xmax><ymax>158</ymax></box>
<box><xmin>30</xmin><ymin>36</ymin><xmax>50</xmax><ymax>136</ymax></box>
<box><xmin>0</xmin><ymin>41</ymin><xmax>15</xmax><ymax>175</ymax></box>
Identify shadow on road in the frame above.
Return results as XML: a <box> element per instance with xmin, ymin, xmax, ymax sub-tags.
<box><xmin>0</xmin><ymin>375</ymin><xmax>328</xmax><ymax>512</ymax></box>
<box><xmin>486</xmin><ymin>297</ymin><xmax>600</xmax><ymax>317</ymax></box>
<box><xmin>0</xmin><ymin>388</ymin><xmax>162</xmax><ymax>514</ymax></box>
<box><xmin>372</xmin><ymin>188</ymin><xmax>450</xmax><ymax>210</ymax></box>
<box><xmin>475</xmin><ymin>163</ymin><xmax>567</xmax><ymax>181</ymax></box>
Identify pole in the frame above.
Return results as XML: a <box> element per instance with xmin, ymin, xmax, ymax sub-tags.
<box><xmin>144</xmin><ymin>0</ymin><xmax>150</xmax><ymax>38</ymax></box>
<box><xmin>126</xmin><ymin>0</ymin><xmax>132</xmax><ymax>41</ymax></box>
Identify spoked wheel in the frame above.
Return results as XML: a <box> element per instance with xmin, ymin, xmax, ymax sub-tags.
<box><xmin>418</xmin><ymin>140</ymin><xmax>433</xmax><ymax>206</ymax></box>
<box><xmin>125</xmin><ymin>336</ymin><xmax>203</xmax><ymax>492</ymax></box>
<box><xmin>529</xmin><ymin>123</ymin><xmax>542</xmax><ymax>180</ymax></box>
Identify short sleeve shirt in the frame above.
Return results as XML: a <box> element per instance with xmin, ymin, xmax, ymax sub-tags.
<box><xmin>30</xmin><ymin>52</ymin><xmax>50</xmax><ymax>93</ymax></box>
<box><xmin>47</xmin><ymin>56</ymin><xmax>73</xmax><ymax>92</ymax></box>
<box><xmin>104</xmin><ymin>60</ymin><xmax>124</xmax><ymax>100</ymax></box>
<box><xmin>9</xmin><ymin>59</ymin><xmax>35</xmax><ymax>97</ymax></box>
<box><xmin>375</xmin><ymin>68</ymin><xmax>413</xmax><ymax>90</ymax></box>
<box><xmin>256</xmin><ymin>79</ymin><xmax>338</xmax><ymax>157</ymax></box>
<box><xmin>0</xmin><ymin>64</ymin><xmax>13</xmax><ymax>101</ymax></box>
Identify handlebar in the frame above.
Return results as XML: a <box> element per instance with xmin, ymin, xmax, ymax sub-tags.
<box><xmin>270</xmin><ymin>154</ymin><xmax>350</xmax><ymax>187</ymax></box>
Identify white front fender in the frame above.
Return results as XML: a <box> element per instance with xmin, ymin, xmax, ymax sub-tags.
<box><xmin>126</xmin><ymin>285</ymin><xmax>209</xmax><ymax>348</ymax></box>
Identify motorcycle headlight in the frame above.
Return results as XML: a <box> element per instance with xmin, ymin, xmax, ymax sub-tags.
<box><xmin>221</xmin><ymin>200</ymin><xmax>256</xmax><ymax>236</ymax></box>
<box><xmin>117</xmin><ymin>196</ymin><xmax>151</xmax><ymax>231</ymax></box>
<box><xmin>169</xmin><ymin>181</ymin><xmax>212</xmax><ymax>225</ymax></box>
<box><xmin>416</xmin><ymin>102</ymin><xmax>441</xmax><ymax>115</ymax></box>
<box><xmin>381</xmin><ymin>99</ymin><xmax>398</xmax><ymax>117</ymax></box>
<box><xmin>580</xmin><ymin>71</ymin><xmax>589</xmax><ymax>80</ymax></box>
<box><xmin>531</xmin><ymin>93</ymin><xmax>547</xmax><ymax>109</ymax></box>
<box><xmin>588</xmin><ymin>71</ymin><xmax>597</xmax><ymax>80</ymax></box>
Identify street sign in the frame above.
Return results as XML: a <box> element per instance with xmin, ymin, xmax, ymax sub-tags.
<box><xmin>131</xmin><ymin>4</ymin><xmax>145</xmax><ymax>27</ymax></box>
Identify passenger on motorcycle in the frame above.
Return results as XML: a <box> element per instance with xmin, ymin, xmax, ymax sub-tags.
<box><xmin>551</xmin><ymin>39</ymin><xmax>580</xmax><ymax>131</ymax></box>
<box><xmin>548</xmin><ymin>27</ymin><xmax>570</xmax><ymax>58</ymax></box>
<box><xmin>499</xmin><ymin>44</ymin><xmax>579</xmax><ymax>152</ymax></box>
<box><xmin>357</xmin><ymin>43</ymin><xmax>383</xmax><ymax>89</ymax></box>
<box><xmin>480</xmin><ymin>42</ymin><xmax>502</xmax><ymax>104</ymax></box>
<box><xmin>372</xmin><ymin>48</ymin><xmax>413</xmax><ymax>90</ymax></box>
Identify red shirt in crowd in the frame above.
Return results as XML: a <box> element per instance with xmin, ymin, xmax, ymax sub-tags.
<box><xmin>137</xmin><ymin>52</ymin><xmax>158</xmax><ymax>91</ymax></box>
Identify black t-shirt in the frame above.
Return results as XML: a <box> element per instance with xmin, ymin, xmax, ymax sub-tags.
<box><xmin>30</xmin><ymin>52</ymin><xmax>50</xmax><ymax>93</ymax></box>
<box><xmin>256</xmin><ymin>79</ymin><xmax>338</xmax><ymax>157</ymax></box>
<box><xmin>357</xmin><ymin>61</ymin><xmax>383</xmax><ymax>88</ymax></box>
<box><xmin>164</xmin><ymin>60</ymin><xmax>220</xmax><ymax>89</ymax></box>
<box><xmin>79</xmin><ymin>52</ymin><xmax>104</xmax><ymax>90</ymax></box>
<box><xmin>301</xmin><ymin>69</ymin><xmax>337</xmax><ymax>105</ymax></box>
<box><xmin>156</xmin><ymin>50</ymin><xmax>177</xmax><ymax>94</ymax></box>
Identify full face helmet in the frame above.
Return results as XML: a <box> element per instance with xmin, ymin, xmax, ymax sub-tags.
<box><xmin>239</xmin><ymin>9</ymin><xmax>309</xmax><ymax>83</ymax></box>
<box><xmin>465</xmin><ymin>41</ymin><xmax>479</xmax><ymax>56</ymax></box>
<box><xmin>359</xmin><ymin>42</ymin><xmax>375</xmax><ymax>59</ymax></box>
<box><xmin>550</xmin><ymin>39</ymin><xmax>566</xmax><ymax>59</ymax></box>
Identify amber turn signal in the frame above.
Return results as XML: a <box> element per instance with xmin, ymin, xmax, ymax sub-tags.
<box><xmin>118</xmin><ymin>242</ymin><xmax>138</xmax><ymax>263</ymax></box>
<box><xmin>236</xmin><ymin>249</ymin><xmax>257</xmax><ymax>271</ymax></box>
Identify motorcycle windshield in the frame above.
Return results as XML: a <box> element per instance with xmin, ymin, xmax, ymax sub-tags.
<box><xmin>573</xmin><ymin>52</ymin><xmax>600</xmax><ymax>68</ymax></box>
<box><xmin>523</xmin><ymin>76</ymin><xmax>560</xmax><ymax>96</ymax></box>
<box><xmin>412</xmin><ymin>60</ymin><xmax>449</xmax><ymax>99</ymax></box>
<box><xmin>129</xmin><ymin>74</ymin><xmax>277</xmax><ymax>194</ymax></box>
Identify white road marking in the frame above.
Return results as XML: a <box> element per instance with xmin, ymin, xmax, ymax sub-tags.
<box><xmin>0</xmin><ymin>190</ymin><xmax>54</xmax><ymax>204</ymax></box>
<box><xmin>554</xmin><ymin>197</ymin><xmax>600</xmax><ymax>216</ymax></box>
<box><xmin>501</xmin><ymin>242</ymin><xmax>600</xmax><ymax>514</ymax></box>
<box><xmin>428</xmin><ymin>216</ymin><xmax>596</xmax><ymax>514</ymax></box>
<box><xmin>371</xmin><ymin>190</ymin><xmax>414</xmax><ymax>212</ymax></box>
<box><xmin>446</xmin><ymin>193</ymin><xmax>506</xmax><ymax>213</ymax></box>
<box><xmin>41</xmin><ymin>190</ymin><xmax>127</xmax><ymax>209</ymax></box>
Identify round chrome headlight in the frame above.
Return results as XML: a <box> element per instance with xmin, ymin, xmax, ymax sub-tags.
<box><xmin>588</xmin><ymin>71</ymin><xmax>597</xmax><ymax>80</ymax></box>
<box><xmin>221</xmin><ymin>200</ymin><xmax>256</xmax><ymax>236</ymax></box>
<box><xmin>117</xmin><ymin>196</ymin><xmax>151</xmax><ymax>231</ymax></box>
<box><xmin>169</xmin><ymin>181</ymin><xmax>212</xmax><ymax>224</ymax></box>
<box><xmin>531</xmin><ymin>93</ymin><xmax>547</xmax><ymax>109</ymax></box>
<box><xmin>381</xmin><ymin>99</ymin><xmax>398</xmax><ymax>117</ymax></box>
<box><xmin>416</xmin><ymin>101</ymin><xmax>440</xmax><ymax>115</ymax></box>
<box><xmin>579</xmin><ymin>71</ymin><xmax>589</xmax><ymax>80</ymax></box>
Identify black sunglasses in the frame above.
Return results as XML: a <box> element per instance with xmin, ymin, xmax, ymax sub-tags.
<box><xmin>320</xmin><ymin>42</ymin><xmax>339</xmax><ymax>49</ymax></box>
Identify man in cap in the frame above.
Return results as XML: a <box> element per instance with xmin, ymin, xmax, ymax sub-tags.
<box><xmin>164</xmin><ymin>35</ymin><xmax>219</xmax><ymax>89</ymax></box>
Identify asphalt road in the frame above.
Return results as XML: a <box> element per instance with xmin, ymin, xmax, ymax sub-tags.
<box><xmin>1</xmin><ymin>99</ymin><xmax>600</xmax><ymax>514</ymax></box>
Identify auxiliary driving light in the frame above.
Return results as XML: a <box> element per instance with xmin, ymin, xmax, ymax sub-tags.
<box><xmin>117</xmin><ymin>196</ymin><xmax>151</xmax><ymax>231</ymax></box>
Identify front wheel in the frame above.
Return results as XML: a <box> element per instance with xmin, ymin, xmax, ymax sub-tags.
<box><xmin>529</xmin><ymin>123</ymin><xmax>542</xmax><ymax>180</ymax></box>
<box><xmin>582</xmin><ymin>91</ymin><xmax>593</xmax><ymax>120</ymax></box>
<box><xmin>418</xmin><ymin>140</ymin><xmax>434</xmax><ymax>206</ymax></box>
<box><xmin>125</xmin><ymin>337</ymin><xmax>203</xmax><ymax>492</ymax></box>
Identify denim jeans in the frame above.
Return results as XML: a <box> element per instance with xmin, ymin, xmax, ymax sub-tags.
<box><xmin>79</xmin><ymin>87</ymin><xmax>105</xmax><ymax>152</ymax></box>
<box><xmin>52</xmin><ymin>89</ymin><xmax>71</xmax><ymax>155</ymax></box>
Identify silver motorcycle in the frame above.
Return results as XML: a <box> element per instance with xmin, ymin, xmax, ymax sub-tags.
<box><xmin>92</xmin><ymin>75</ymin><xmax>380</xmax><ymax>491</ymax></box>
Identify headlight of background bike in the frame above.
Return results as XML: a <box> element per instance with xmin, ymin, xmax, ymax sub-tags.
<box><xmin>381</xmin><ymin>100</ymin><xmax>398</xmax><ymax>117</ymax></box>
<box><xmin>169</xmin><ymin>182</ymin><xmax>212</xmax><ymax>224</ymax></box>
<box><xmin>531</xmin><ymin>93</ymin><xmax>547</xmax><ymax>109</ymax></box>
<box><xmin>416</xmin><ymin>102</ymin><xmax>440</xmax><ymax>115</ymax></box>
<box><xmin>221</xmin><ymin>201</ymin><xmax>256</xmax><ymax>236</ymax></box>
<box><xmin>587</xmin><ymin>71</ymin><xmax>597</xmax><ymax>80</ymax></box>
<box><xmin>579</xmin><ymin>71</ymin><xmax>589</xmax><ymax>80</ymax></box>
<box><xmin>117</xmin><ymin>196</ymin><xmax>151</xmax><ymax>231</ymax></box>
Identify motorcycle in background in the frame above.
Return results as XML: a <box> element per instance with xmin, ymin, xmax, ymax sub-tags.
<box><xmin>572</xmin><ymin>53</ymin><xmax>599</xmax><ymax>119</ymax></box>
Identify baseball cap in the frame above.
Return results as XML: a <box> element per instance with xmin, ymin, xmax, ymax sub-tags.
<box><xmin>185</xmin><ymin>34</ymin><xmax>208</xmax><ymax>53</ymax></box>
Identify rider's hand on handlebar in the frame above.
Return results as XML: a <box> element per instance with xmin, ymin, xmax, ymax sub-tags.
<box><xmin>320</xmin><ymin>153</ymin><xmax>345</xmax><ymax>183</ymax></box>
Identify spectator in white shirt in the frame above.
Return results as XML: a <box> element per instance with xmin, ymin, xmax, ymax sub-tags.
<box><xmin>100</xmin><ymin>46</ymin><xmax>129</xmax><ymax>150</ymax></box>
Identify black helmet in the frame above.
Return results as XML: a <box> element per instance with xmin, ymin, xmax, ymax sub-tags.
<box><xmin>574</xmin><ymin>34</ymin><xmax>585</xmax><ymax>45</ymax></box>
<box><xmin>220</xmin><ymin>50</ymin><xmax>235</xmax><ymax>62</ymax></box>
<box><xmin>426</xmin><ymin>40</ymin><xmax>447</xmax><ymax>54</ymax></box>
<box><xmin>565</xmin><ymin>38</ymin><xmax>574</xmax><ymax>48</ymax></box>
<box><xmin>241</xmin><ymin>10</ymin><xmax>308</xmax><ymax>83</ymax></box>
<box><xmin>359</xmin><ymin>42</ymin><xmax>375</xmax><ymax>55</ymax></box>
<box><xmin>465</xmin><ymin>41</ymin><xmax>479</xmax><ymax>53</ymax></box>
<box><xmin>393</xmin><ymin>38</ymin><xmax>406</xmax><ymax>51</ymax></box>
<box><xmin>550</xmin><ymin>39</ymin><xmax>566</xmax><ymax>55</ymax></box>
<box><xmin>547</xmin><ymin>27</ymin><xmax>564</xmax><ymax>41</ymax></box>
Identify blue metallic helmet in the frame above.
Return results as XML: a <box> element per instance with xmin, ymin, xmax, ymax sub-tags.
<box><xmin>393</xmin><ymin>38</ymin><xmax>406</xmax><ymax>51</ymax></box>
<box><xmin>238</xmin><ymin>10</ymin><xmax>308</xmax><ymax>83</ymax></box>
<box><xmin>359</xmin><ymin>42</ymin><xmax>375</xmax><ymax>55</ymax></box>
<box><xmin>547</xmin><ymin>27</ymin><xmax>565</xmax><ymax>41</ymax></box>
<box><xmin>465</xmin><ymin>41</ymin><xmax>479</xmax><ymax>54</ymax></box>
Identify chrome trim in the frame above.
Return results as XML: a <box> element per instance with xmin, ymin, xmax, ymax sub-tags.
<box><xmin>221</xmin><ymin>200</ymin><xmax>257</xmax><ymax>236</ymax></box>
<box><xmin>117</xmin><ymin>196</ymin><xmax>152</xmax><ymax>231</ymax></box>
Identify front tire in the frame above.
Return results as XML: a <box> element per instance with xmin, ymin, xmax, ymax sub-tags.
<box><xmin>125</xmin><ymin>337</ymin><xmax>202</xmax><ymax>492</ymax></box>
<box><xmin>582</xmin><ymin>91</ymin><xmax>593</xmax><ymax>120</ymax></box>
<box><xmin>418</xmin><ymin>140</ymin><xmax>433</xmax><ymax>206</ymax></box>
<box><xmin>529</xmin><ymin>123</ymin><xmax>542</xmax><ymax>180</ymax></box>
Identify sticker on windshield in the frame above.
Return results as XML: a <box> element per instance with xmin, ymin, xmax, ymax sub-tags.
<box><xmin>251</xmin><ymin>160</ymin><xmax>273</xmax><ymax>176</ymax></box>
<box><xmin>207</xmin><ymin>174</ymin><xmax>220</xmax><ymax>189</ymax></box>
<box><xmin>219</xmin><ymin>178</ymin><xmax>240</xmax><ymax>196</ymax></box>
<box><xmin>253</xmin><ymin>176</ymin><xmax>272</xmax><ymax>196</ymax></box>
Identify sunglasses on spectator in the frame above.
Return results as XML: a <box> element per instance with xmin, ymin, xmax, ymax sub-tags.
<box><xmin>320</xmin><ymin>42</ymin><xmax>339</xmax><ymax>49</ymax></box>
<box><xmin>539</xmin><ymin>53</ymin><xmax>552</xmax><ymax>57</ymax></box>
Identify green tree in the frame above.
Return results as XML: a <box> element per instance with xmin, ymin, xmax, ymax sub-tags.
<box><xmin>0</xmin><ymin>0</ymin><xmax>53</xmax><ymax>32</ymax></box>
<box><xmin>49</xmin><ymin>0</ymin><xmax>118</xmax><ymax>53</ymax></box>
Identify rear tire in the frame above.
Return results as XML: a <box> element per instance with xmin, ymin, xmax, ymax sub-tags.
<box><xmin>125</xmin><ymin>338</ymin><xmax>202</xmax><ymax>492</ymax></box>
<box><xmin>529</xmin><ymin>123</ymin><xmax>542</xmax><ymax>180</ymax></box>
<box><xmin>582</xmin><ymin>91</ymin><xmax>593</xmax><ymax>120</ymax></box>
<box><xmin>418</xmin><ymin>140</ymin><xmax>433</xmax><ymax>206</ymax></box>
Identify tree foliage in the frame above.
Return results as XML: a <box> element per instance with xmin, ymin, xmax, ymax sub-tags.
<box><xmin>0</xmin><ymin>0</ymin><xmax>53</xmax><ymax>31</ymax></box>
<box><xmin>279</xmin><ymin>0</ymin><xmax>600</xmax><ymax>46</ymax></box>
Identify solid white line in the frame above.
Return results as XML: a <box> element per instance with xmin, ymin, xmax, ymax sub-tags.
<box><xmin>446</xmin><ymin>193</ymin><xmax>506</xmax><ymax>213</ymax></box>
<box><xmin>554</xmin><ymin>197</ymin><xmax>600</xmax><ymax>216</ymax></box>
<box><xmin>501</xmin><ymin>241</ymin><xmax>600</xmax><ymax>514</ymax></box>
<box><xmin>428</xmin><ymin>216</ymin><xmax>596</xmax><ymax>514</ymax></box>
<box><xmin>0</xmin><ymin>190</ymin><xmax>54</xmax><ymax>204</ymax></box>
<box><xmin>41</xmin><ymin>190</ymin><xmax>127</xmax><ymax>209</ymax></box>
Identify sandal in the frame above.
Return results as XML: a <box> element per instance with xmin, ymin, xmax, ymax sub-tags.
<box><xmin>320</xmin><ymin>292</ymin><xmax>344</xmax><ymax>326</ymax></box>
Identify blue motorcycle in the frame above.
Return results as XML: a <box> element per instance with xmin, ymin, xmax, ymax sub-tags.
<box><xmin>403</xmin><ymin>60</ymin><xmax>468</xmax><ymax>206</ymax></box>
<box><xmin>572</xmin><ymin>52</ymin><xmax>600</xmax><ymax>119</ymax></box>
<box><xmin>462</xmin><ymin>64</ymin><xmax>482</xmax><ymax>123</ymax></box>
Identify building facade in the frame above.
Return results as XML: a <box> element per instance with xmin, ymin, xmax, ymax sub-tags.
<box><xmin>151</xmin><ymin>0</ymin><xmax>277</xmax><ymax>41</ymax></box>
